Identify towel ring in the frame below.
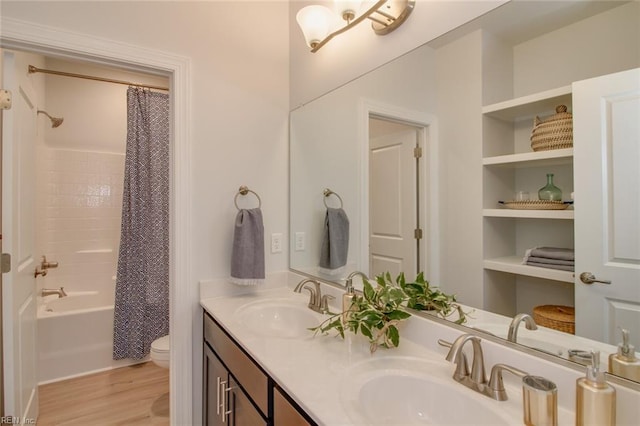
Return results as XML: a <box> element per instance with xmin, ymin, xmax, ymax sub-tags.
<box><xmin>234</xmin><ymin>185</ymin><xmax>261</xmax><ymax>210</ymax></box>
<box><xmin>323</xmin><ymin>188</ymin><xmax>343</xmax><ymax>209</ymax></box>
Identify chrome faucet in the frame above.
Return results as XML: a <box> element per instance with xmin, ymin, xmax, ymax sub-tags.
<box><xmin>507</xmin><ymin>313</ymin><xmax>538</xmax><ymax>343</ymax></box>
<box><xmin>344</xmin><ymin>270</ymin><xmax>368</xmax><ymax>292</ymax></box>
<box><xmin>294</xmin><ymin>278</ymin><xmax>333</xmax><ymax>313</ymax></box>
<box><xmin>41</xmin><ymin>287</ymin><xmax>67</xmax><ymax>298</ymax></box>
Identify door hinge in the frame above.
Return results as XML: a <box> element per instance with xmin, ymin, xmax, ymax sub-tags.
<box><xmin>413</xmin><ymin>146</ymin><xmax>422</xmax><ymax>159</ymax></box>
<box><xmin>414</xmin><ymin>228</ymin><xmax>423</xmax><ymax>240</ymax></box>
<box><xmin>1</xmin><ymin>253</ymin><xmax>11</xmax><ymax>273</ymax></box>
<box><xmin>0</xmin><ymin>89</ymin><xmax>12</xmax><ymax>110</ymax></box>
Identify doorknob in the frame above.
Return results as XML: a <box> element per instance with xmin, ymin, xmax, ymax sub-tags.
<box><xmin>579</xmin><ymin>272</ymin><xmax>612</xmax><ymax>285</ymax></box>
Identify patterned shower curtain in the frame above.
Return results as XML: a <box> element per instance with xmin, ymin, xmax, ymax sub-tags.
<box><xmin>113</xmin><ymin>87</ymin><xmax>170</xmax><ymax>360</ymax></box>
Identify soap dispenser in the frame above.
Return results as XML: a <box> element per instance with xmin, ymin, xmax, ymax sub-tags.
<box><xmin>342</xmin><ymin>280</ymin><xmax>356</xmax><ymax>325</ymax></box>
<box><xmin>576</xmin><ymin>350</ymin><xmax>616</xmax><ymax>426</ymax></box>
<box><xmin>608</xmin><ymin>328</ymin><xmax>640</xmax><ymax>381</ymax></box>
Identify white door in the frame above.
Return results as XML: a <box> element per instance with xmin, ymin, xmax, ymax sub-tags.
<box><xmin>2</xmin><ymin>51</ymin><xmax>39</xmax><ymax>422</ymax></box>
<box><xmin>573</xmin><ymin>68</ymin><xmax>640</xmax><ymax>344</ymax></box>
<box><xmin>369</xmin><ymin>123</ymin><xmax>420</xmax><ymax>278</ymax></box>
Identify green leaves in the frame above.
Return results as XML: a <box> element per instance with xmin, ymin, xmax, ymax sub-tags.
<box><xmin>309</xmin><ymin>271</ymin><xmax>467</xmax><ymax>353</ymax></box>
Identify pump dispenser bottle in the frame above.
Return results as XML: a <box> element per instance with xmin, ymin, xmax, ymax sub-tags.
<box><xmin>343</xmin><ymin>271</ymin><xmax>367</xmax><ymax>324</ymax></box>
<box><xmin>608</xmin><ymin>328</ymin><xmax>640</xmax><ymax>381</ymax></box>
<box><xmin>342</xmin><ymin>280</ymin><xmax>355</xmax><ymax>324</ymax></box>
<box><xmin>576</xmin><ymin>351</ymin><xmax>616</xmax><ymax>426</ymax></box>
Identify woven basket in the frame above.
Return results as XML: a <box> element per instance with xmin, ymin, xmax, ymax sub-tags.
<box><xmin>533</xmin><ymin>305</ymin><xmax>575</xmax><ymax>334</ymax></box>
<box><xmin>530</xmin><ymin>105</ymin><xmax>573</xmax><ymax>152</ymax></box>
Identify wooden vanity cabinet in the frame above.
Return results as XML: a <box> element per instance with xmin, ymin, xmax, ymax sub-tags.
<box><xmin>273</xmin><ymin>386</ymin><xmax>313</xmax><ymax>426</ymax></box>
<box><xmin>204</xmin><ymin>313</ymin><xmax>268</xmax><ymax>425</ymax></box>
<box><xmin>203</xmin><ymin>312</ymin><xmax>315</xmax><ymax>426</ymax></box>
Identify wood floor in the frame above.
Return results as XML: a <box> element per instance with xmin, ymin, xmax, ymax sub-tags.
<box><xmin>37</xmin><ymin>362</ymin><xmax>169</xmax><ymax>426</ymax></box>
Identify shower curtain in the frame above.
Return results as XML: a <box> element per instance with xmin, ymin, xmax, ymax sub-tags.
<box><xmin>113</xmin><ymin>87</ymin><xmax>170</xmax><ymax>360</ymax></box>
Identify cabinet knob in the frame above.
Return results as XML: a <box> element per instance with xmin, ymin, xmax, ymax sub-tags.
<box><xmin>579</xmin><ymin>272</ymin><xmax>611</xmax><ymax>285</ymax></box>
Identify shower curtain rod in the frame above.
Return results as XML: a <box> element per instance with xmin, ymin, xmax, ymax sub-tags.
<box><xmin>28</xmin><ymin>65</ymin><xmax>169</xmax><ymax>91</ymax></box>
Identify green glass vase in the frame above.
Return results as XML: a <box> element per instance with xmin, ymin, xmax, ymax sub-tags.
<box><xmin>538</xmin><ymin>173</ymin><xmax>562</xmax><ymax>201</ymax></box>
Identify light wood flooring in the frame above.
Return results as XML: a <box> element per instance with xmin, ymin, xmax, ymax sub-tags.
<box><xmin>37</xmin><ymin>361</ymin><xmax>169</xmax><ymax>426</ymax></box>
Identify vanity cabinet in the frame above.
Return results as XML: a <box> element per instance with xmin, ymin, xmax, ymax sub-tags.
<box><xmin>204</xmin><ymin>312</ymin><xmax>268</xmax><ymax>425</ymax></box>
<box><xmin>481</xmin><ymin>86</ymin><xmax>575</xmax><ymax>315</ymax></box>
<box><xmin>203</xmin><ymin>312</ymin><xmax>315</xmax><ymax>426</ymax></box>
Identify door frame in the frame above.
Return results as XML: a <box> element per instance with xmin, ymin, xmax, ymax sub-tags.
<box><xmin>0</xmin><ymin>18</ymin><xmax>193</xmax><ymax>425</ymax></box>
<box><xmin>358</xmin><ymin>98</ymin><xmax>439</xmax><ymax>283</ymax></box>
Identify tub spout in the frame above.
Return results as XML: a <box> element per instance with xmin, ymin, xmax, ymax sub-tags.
<box><xmin>42</xmin><ymin>287</ymin><xmax>67</xmax><ymax>298</ymax></box>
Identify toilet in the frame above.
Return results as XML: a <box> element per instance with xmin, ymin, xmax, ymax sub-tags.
<box><xmin>150</xmin><ymin>335</ymin><xmax>170</xmax><ymax>368</ymax></box>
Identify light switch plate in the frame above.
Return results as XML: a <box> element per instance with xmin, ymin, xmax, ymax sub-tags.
<box><xmin>271</xmin><ymin>233</ymin><xmax>283</xmax><ymax>253</ymax></box>
<box><xmin>295</xmin><ymin>232</ymin><xmax>305</xmax><ymax>251</ymax></box>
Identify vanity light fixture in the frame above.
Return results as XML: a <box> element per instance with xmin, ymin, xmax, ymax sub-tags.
<box><xmin>296</xmin><ymin>0</ymin><xmax>415</xmax><ymax>53</ymax></box>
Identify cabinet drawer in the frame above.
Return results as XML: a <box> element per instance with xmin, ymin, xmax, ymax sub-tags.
<box><xmin>204</xmin><ymin>313</ymin><xmax>269</xmax><ymax>415</ymax></box>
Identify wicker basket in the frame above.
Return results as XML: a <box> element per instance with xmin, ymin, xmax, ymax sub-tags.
<box><xmin>533</xmin><ymin>305</ymin><xmax>575</xmax><ymax>334</ymax></box>
<box><xmin>530</xmin><ymin>105</ymin><xmax>573</xmax><ymax>152</ymax></box>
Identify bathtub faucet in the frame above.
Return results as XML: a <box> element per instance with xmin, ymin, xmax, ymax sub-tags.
<box><xmin>41</xmin><ymin>287</ymin><xmax>67</xmax><ymax>298</ymax></box>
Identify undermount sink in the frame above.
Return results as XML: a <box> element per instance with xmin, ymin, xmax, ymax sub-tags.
<box><xmin>471</xmin><ymin>323</ymin><xmax>566</xmax><ymax>356</ymax></box>
<box><xmin>234</xmin><ymin>298</ymin><xmax>324</xmax><ymax>339</ymax></box>
<box><xmin>341</xmin><ymin>356</ymin><xmax>516</xmax><ymax>425</ymax></box>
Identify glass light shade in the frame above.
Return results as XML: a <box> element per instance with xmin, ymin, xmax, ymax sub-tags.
<box><xmin>334</xmin><ymin>0</ymin><xmax>363</xmax><ymax>20</ymax></box>
<box><xmin>296</xmin><ymin>5</ymin><xmax>334</xmax><ymax>48</ymax></box>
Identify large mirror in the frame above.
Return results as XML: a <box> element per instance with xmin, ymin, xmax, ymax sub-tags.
<box><xmin>290</xmin><ymin>0</ymin><xmax>640</xmax><ymax>384</ymax></box>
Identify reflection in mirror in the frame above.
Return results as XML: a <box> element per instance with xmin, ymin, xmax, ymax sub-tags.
<box><xmin>369</xmin><ymin>117</ymin><xmax>423</xmax><ymax>278</ymax></box>
<box><xmin>289</xmin><ymin>0</ymin><xmax>640</xmax><ymax>385</ymax></box>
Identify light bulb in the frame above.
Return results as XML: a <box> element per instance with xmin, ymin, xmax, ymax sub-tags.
<box><xmin>296</xmin><ymin>5</ymin><xmax>334</xmax><ymax>49</ymax></box>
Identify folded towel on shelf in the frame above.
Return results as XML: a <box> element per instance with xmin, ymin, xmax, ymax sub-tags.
<box><xmin>526</xmin><ymin>261</ymin><xmax>575</xmax><ymax>272</ymax></box>
<box><xmin>319</xmin><ymin>207</ymin><xmax>349</xmax><ymax>275</ymax></box>
<box><xmin>526</xmin><ymin>246</ymin><xmax>575</xmax><ymax>261</ymax></box>
<box><xmin>230</xmin><ymin>208</ymin><xmax>265</xmax><ymax>285</ymax></box>
<box><xmin>526</xmin><ymin>256</ymin><xmax>574</xmax><ymax>266</ymax></box>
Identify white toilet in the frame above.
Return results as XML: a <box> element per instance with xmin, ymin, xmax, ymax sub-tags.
<box><xmin>150</xmin><ymin>335</ymin><xmax>170</xmax><ymax>369</ymax></box>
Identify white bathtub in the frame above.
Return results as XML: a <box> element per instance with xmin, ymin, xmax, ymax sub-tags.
<box><xmin>37</xmin><ymin>291</ymin><xmax>146</xmax><ymax>384</ymax></box>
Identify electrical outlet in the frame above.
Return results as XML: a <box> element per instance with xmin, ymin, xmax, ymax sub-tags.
<box><xmin>295</xmin><ymin>232</ymin><xmax>305</xmax><ymax>251</ymax></box>
<box><xmin>271</xmin><ymin>233</ymin><xmax>283</xmax><ymax>253</ymax></box>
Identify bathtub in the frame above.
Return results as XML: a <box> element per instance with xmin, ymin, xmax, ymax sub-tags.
<box><xmin>37</xmin><ymin>291</ymin><xmax>146</xmax><ymax>384</ymax></box>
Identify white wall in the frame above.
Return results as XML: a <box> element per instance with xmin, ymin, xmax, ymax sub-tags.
<box><xmin>1</xmin><ymin>1</ymin><xmax>290</xmax><ymax>423</ymax></box>
<box><xmin>435</xmin><ymin>30</ymin><xmax>484</xmax><ymax>307</ymax></box>
<box><xmin>513</xmin><ymin>1</ymin><xmax>640</xmax><ymax>97</ymax></box>
<box><xmin>1</xmin><ymin>0</ymin><xmax>290</xmax><ymax>283</ymax></box>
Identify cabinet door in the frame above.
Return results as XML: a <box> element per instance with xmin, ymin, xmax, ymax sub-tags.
<box><xmin>273</xmin><ymin>386</ymin><xmax>313</xmax><ymax>426</ymax></box>
<box><xmin>227</xmin><ymin>376</ymin><xmax>267</xmax><ymax>426</ymax></box>
<box><xmin>203</xmin><ymin>344</ymin><xmax>228</xmax><ymax>426</ymax></box>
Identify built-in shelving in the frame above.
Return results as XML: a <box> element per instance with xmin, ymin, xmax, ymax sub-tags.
<box><xmin>482</xmin><ymin>85</ymin><xmax>575</xmax><ymax>313</ymax></box>
<box><xmin>483</xmin><ymin>256</ymin><xmax>574</xmax><ymax>283</ymax></box>
<box><xmin>482</xmin><ymin>86</ymin><xmax>572</xmax><ymax>121</ymax></box>
<box><xmin>483</xmin><ymin>148</ymin><xmax>573</xmax><ymax>168</ymax></box>
<box><xmin>483</xmin><ymin>208</ymin><xmax>574</xmax><ymax>219</ymax></box>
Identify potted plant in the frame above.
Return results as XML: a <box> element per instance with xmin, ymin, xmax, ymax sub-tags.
<box><xmin>310</xmin><ymin>271</ymin><xmax>467</xmax><ymax>353</ymax></box>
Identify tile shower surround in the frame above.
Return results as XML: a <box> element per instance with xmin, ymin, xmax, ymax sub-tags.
<box><xmin>36</xmin><ymin>148</ymin><xmax>125</xmax><ymax>294</ymax></box>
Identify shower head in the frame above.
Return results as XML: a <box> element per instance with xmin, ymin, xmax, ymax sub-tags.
<box><xmin>37</xmin><ymin>110</ymin><xmax>64</xmax><ymax>128</ymax></box>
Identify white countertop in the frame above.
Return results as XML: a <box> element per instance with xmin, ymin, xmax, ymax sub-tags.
<box><xmin>200</xmin><ymin>285</ymin><xmax>573</xmax><ymax>425</ymax></box>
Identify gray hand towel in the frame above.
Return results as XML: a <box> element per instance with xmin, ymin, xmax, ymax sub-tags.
<box><xmin>230</xmin><ymin>208</ymin><xmax>265</xmax><ymax>285</ymax></box>
<box><xmin>319</xmin><ymin>207</ymin><xmax>349</xmax><ymax>275</ymax></box>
